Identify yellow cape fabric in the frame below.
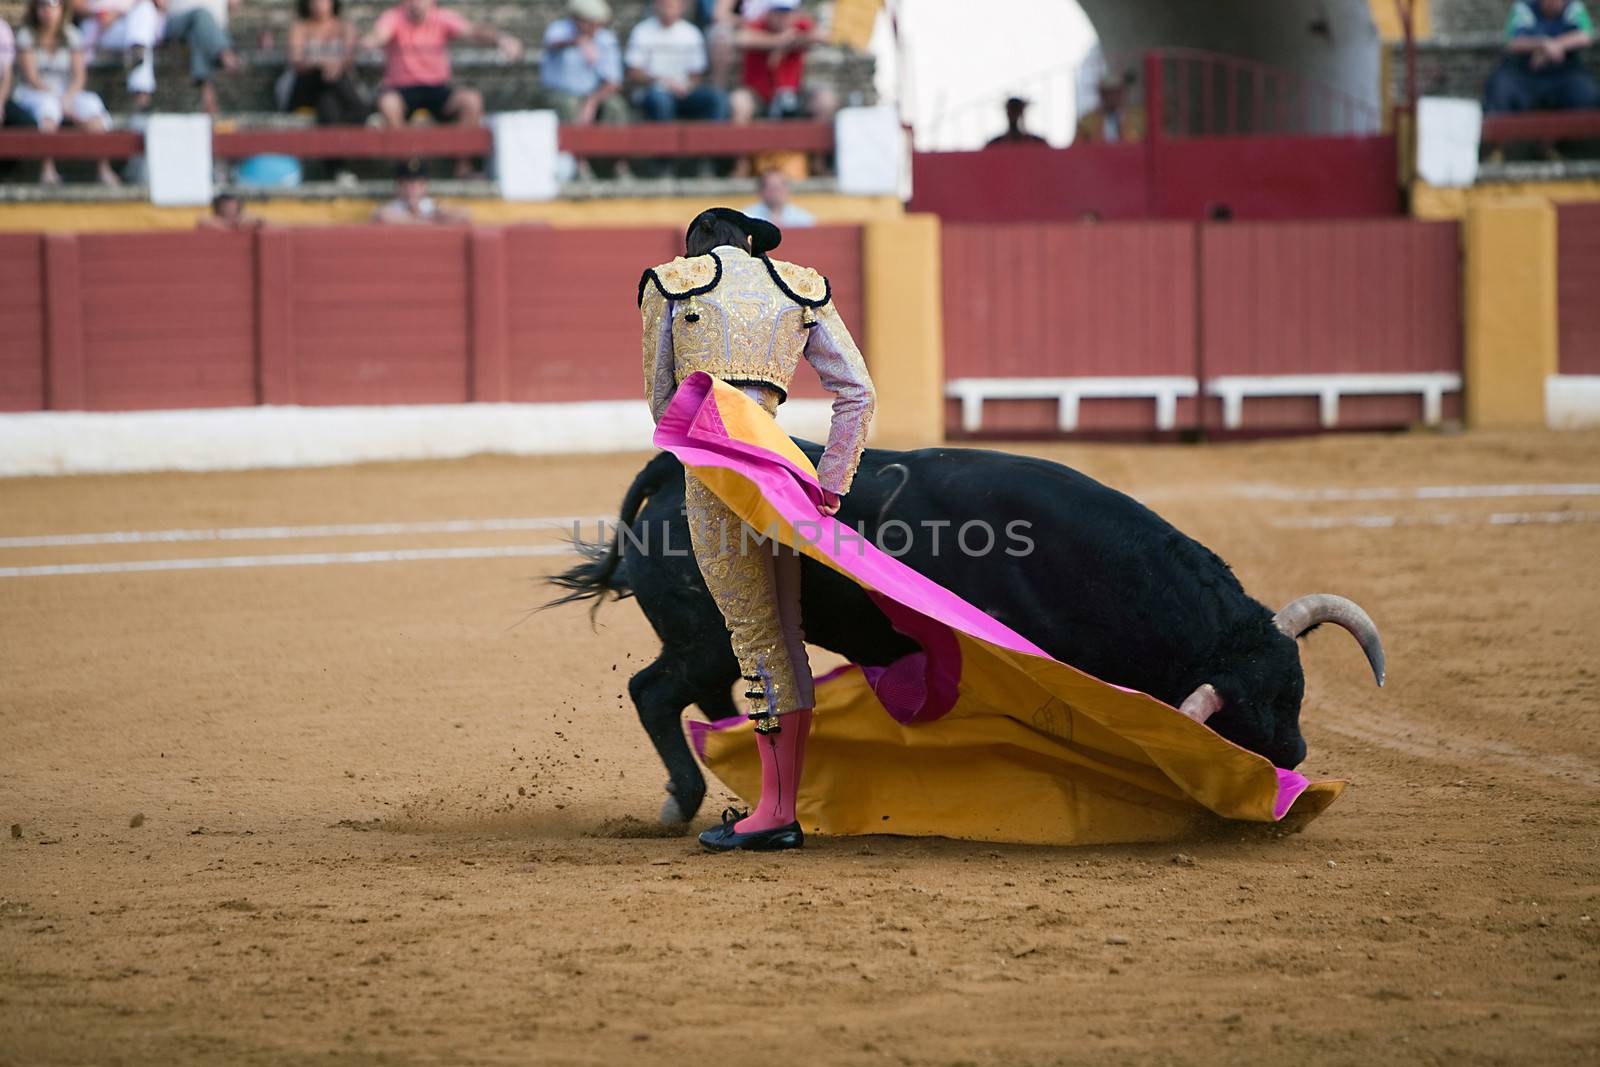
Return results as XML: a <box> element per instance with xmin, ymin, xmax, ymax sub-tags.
<box><xmin>689</xmin><ymin>380</ymin><xmax>1346</xmax><ymax>846</ymax></box>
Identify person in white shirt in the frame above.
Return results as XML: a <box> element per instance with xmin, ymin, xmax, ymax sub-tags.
<box><xmin>13</xmin><ymin>0</ymin><xmax>119</xmax><ymax>184</ymax></box>
<box><xmin>372</xmin><ymin>158</ymin><xmax>470</xmax><ymax>225</ymax></box>
<box><xmin>625</xmin><ymin>0</ymin><xmax>727</xmax><ymax>122</ymax></box>
<box><xmin>743</xmin><ymin>168</ymin><xmax>815</xmax><ymax>227</ymax></box>
<box><xmin>77</xmin><ymin>0</ymin><xmax>241</xmax><ymax>113</ymax></box>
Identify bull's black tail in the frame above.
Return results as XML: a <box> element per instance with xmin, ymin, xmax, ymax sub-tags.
<box><xmin>542</xmin><ymin>450</ymin><xmax>678</xmax><ymax>614</ymax></box>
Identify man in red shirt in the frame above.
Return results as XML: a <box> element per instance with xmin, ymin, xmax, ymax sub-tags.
<box><xmin>361</xmin><ymin>0</ymin><xmax>521</xmax><ymax>175</ymax></box>
<box><xmin>729</xmin><ymin>0</ymin><xmax>837</xmax><ymax>125</ymax></box>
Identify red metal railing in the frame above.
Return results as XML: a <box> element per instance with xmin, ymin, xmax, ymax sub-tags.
<box><xmin>1146</xmin><ymin>48</ymin><xmax>1382</xmax><ymax>139</ymax></box>
<box><xmin>0</xmin><ymin>120</ymin><xmax>833</xmax><ymax>164</ymax></box>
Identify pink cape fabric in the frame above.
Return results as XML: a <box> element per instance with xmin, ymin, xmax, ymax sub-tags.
<box><xmin>657</xmin><ymin>372</ymin><xmax>1337</xmax><ymax>836</ymax></box>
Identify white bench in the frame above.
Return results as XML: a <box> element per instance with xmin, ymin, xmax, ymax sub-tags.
<box><xmin>1205</xmin><ymin>373</ymin><xmax>1463</xmax><ymax>430</ymax></box>
<box><xmin>946</xmin><ymin>377</ymin><xmax>1200</xmax><ymax>434</ymax></box>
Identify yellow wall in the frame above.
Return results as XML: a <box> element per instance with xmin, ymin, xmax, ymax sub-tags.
<box><xmin>1369</xmin><ymin>0</ymin><xmax>1431</xmax><ymax>41</ymax></box>
<box><xmin>1463</xmin><ymin>198</ymin><xmax>1558</xmax><ymax>428</ymax></box>
<box><xmin>863</xmin><ymin>214</ymin><xmax>944</xmax><ymax>449</ymax></box>
<box><xmin>0</xmin><ymin>193</ymin><xmax>904</xmax><ymax>233</ymax></box>
<box><xmin>1413</xmin><ymin>178</ymin><xmax>1600</xmax><ymax>220</ymax></box>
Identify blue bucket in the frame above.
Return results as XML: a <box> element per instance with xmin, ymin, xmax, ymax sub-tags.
<box><xmin>235</xmin><ymin>154</ymin><xmax>303</xmax><ymax>188</ymax></box>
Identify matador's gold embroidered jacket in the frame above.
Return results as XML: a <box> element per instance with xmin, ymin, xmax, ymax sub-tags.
<box><xmin>639</xmin><ymin>243</ymin><xmax>876</xmax><ymax>495</ymax></box>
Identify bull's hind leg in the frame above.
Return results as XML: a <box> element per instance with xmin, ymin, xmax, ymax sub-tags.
<box><xmin>628</xmin><ymin>651</ymin><xmax>738</xmax><ymax>825</ymax></box>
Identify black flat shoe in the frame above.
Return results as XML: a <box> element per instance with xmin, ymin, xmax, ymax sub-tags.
<box><xmin>698</xmin><ymin>808</ymin><xmax>804</xmax><ymax>853</ymax></box>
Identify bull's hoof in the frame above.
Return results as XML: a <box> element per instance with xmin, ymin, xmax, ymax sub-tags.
<box><xmin>659</xmin><ymin>779</ymin><xmax>703</xmax><ymax>825</ymax></box>
<box><xmin>659</xmin><ymin>794</ymin><xmax>692</xmax><ymax>826</ymax></box>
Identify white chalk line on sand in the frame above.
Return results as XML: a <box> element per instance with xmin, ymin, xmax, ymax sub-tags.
<box><xmin>1229</xmin><ymin>482</ymin><xmax>1600</xmax><ymax>503</ymax></box>
<box><xmin>1274</xmin><ymin>510</ymin><xmax>1600</xmax><ymax>530</ymax></box>
<box><xmin>8</xmin><ymin>484</ymin><xmax>1599</xmax><ymax>550</ymax></box>
<box><xmin>0</xmin><ymin>515</ymin><xmax>610</xmax><ymax>550</ymax></box>
<box><xmin>0</xmin><ymin>544</ymin><xmax>581</xmax><ymax>579</ymax></box>
<box><xmin>5</xmin><ymin>483</ymin><xmax>1598</xmax><ymax>576</ymax></box>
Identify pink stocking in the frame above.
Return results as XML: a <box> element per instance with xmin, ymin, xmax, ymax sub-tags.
<box><xmin>734</xmin><ymin>708</ymin><xmax>812</xmax><ymax>833</ymax></box>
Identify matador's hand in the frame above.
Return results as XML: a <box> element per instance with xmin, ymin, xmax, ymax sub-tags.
<box><xmin>818</xmin><ymin>489</ymin><xmax>842</xmax><ymax>517</ymax></box>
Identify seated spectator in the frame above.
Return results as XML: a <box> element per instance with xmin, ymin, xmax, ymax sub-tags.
<box><xmin>287</xmin><ymin>0</ymin><xmax>367</xmax><ymax>127</ymax></box>
<box><xmin>731</xmin><ymin>0</ymin><xmax>837</xmax><ymax>127</ymax></box>
<box><xmin>541</xmin><ymin>0</ymin><xmax>627</xmax><ymax>125</ymax></box>
<box><xmin>986</xmin><ymin>96</ymin><xmax>1048</xmax><ymax>147</ymax></box>
<box><xmin>625</xmin><ymin>0</ymin><xmax>727</xmax><ymax>123</ymax></box>
<box><xmin>1075</xmin><ymin>75</ymin><xmax>1144</xmax><ymax>144</ymax></box>
<box><xmin>2</xmin><ymin>20</ymin><xmax>39</xmax><ymax>129</ymax></box>
<box><xmin>743</xmin><ymin>168</ymin><xmax>813</xmax><ymax>226</ymax></box>
<box><xmin>363</xmin><ymin>0</ymin><xmax>521</xmax><ymax>177</ymax></box>
<box><xmin>198</xmin><ymin>191</ymin><xmax>263</xmax><ymax>229</ymax></box>
<box><xmin>13</xmin><ymin>0</ymin><xmax>119</xmax><ymax>185</ymax></box>
<box><xmin>702</xmin><ymin>0</ymin><xmax>752</xmax><ymax>89</ymax></box>
<box><xmin>76</xmin><ymin>0</ymin><xmax>242</xmax><ymax>115</ymax></box>
<box><xmin>1484</xmin><ymin>0</ymin><xmax>1599</xmax><ymax>113</ymax></box>
<box><xmin>372</xmin><ymin>158</ymin><xmax>469</xmax><ymax>224</ymax></box>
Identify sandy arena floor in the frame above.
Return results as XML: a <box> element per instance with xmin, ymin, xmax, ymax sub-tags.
<box><xmin>2</xmin><ymin>429</ymin><xmax>1599</xmax><ymax>1066</ymax></box>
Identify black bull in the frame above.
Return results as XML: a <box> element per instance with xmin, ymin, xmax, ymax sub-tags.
<box><xmin>547</xmin><ymin>441</ymin><xmax>1385</xmax><ymax>824</ymax></box>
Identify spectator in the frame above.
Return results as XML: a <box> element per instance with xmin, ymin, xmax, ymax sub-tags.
<box><xmin>1075</xmin><ymin>74</ymin><xmax>1144</xmax><ymax>143</ymax></box>
<box><xmin>198</xmin><ymin>191</ymin><xmax>263</xmax><ymax>229</ymax></box>
<box><xmin>77</xmin><ymin>0</ymin><xmax>242</xmax><ymax>115</ymax></box>
<box><xmin>363</xmin><ymin>0</ymin><xmax>521</xmax><ymax>177</ymax></box>
<box><xmin>1484</xmin><ymin>0</ymin><xmax>1599</xmax><ymax>114</ymax></box>
<box><xmin>625</xmin><ymin>0</ymin><xmax>727</xmax><ymax>123</ymax></box>
<box><xmin>2</xmin><ymin>20</ymin><xmax>39</xmax><ymax>129</ymax></box>
<box><xmin>541</xmin><ymin>0</ymin><xmax>627</xmax><ymax>125</ymax></box>
<box><xmin>986</xmin><ymin>96</ymin><xmax>1048</xmax><ymax>147</ymax></box>
<box><xmin>731</xmin><ymin>0</ymin><xmax>836</xmax><ymax>177</ymax></box>
<box><xmin>13</xmin><ymin>0</ymin><xmax>119</xmax><ymax>185</ymax></box>
<box><xmin>702</xmin><ymin>0</ymin><xmax>758</xmax><ymax>89</ymax></box>
<box><xmin>286</xmin><ymin>0</ymin><xmax>367</xmax><ymax>126</ymax></box>
<box><xmin>731</xmin><ymin>0</ymin><xmax>837</xmax><ymax>126</ymax></box>
<box><xmin>743</xmin><ymin>168</ymin><xmax>814</xmax><ymax>226</ymax></box>
<box><xmin>372</xmin><ymin>157</ymin><xmax>469</xmax><ymax>224</ymax></box>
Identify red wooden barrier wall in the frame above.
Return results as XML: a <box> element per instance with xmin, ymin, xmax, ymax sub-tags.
<box><xmin>263</xmin><ymin>227</ymin><xmax>473</xmax><ymax>406</ymax></box>
<box><xmin>943</xmin><ymin>218</ymin><xmax>1462</xmax><ymax>435</ymax></box>
<box><xmin>1558</xmin><ymin>204</ymin><xmax>1600</xmax><ymax>375</ymax></box>
<box><xmin>909</xmin><ymin>137</ymin><xmax>1399</xmax><ymax>224</ymax></box>
<box><xmin>77</xmin><ymin>231</ymin><xmax>259</xmax><ymax>411</ymax></box>
<box><xmin>0</xmin><ymin>225</ymin><xmax>867</xmax><ymax>414</ymax></box>
<box><xmin>942</xmin><ymin>222</ymin><xmax>1198</xmax><ymax>432</ymax></box>
<box><xmin>1201</xmin><ymin>219</ymin><xmax>1462</xmax><ymax>429</ymax></box>
<box><xmin>0</xmin><ymin>234</ymin><xmax>45</xmax><ymax>411</ymax></box>
<box><xmin>912</xmin><ymin>146</ymin><xmax>1152</xmax><ymax>222</ymax></box>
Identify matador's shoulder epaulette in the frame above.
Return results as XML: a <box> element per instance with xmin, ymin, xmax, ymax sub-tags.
<box><xmin>763</xmin><ymin>257</ymin><xmax>832</xmax><ymax>308</ymax></box>
<box><xmin>637</xmin><ymin>254</ymin><xmax>722</xmax><ymax>306</ymax></box>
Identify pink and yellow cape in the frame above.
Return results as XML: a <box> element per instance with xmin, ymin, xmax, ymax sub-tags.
<box><xmin>654</xmin><ymin>373</ymin><xmax>1345</xmax><ymax>846</ymax></box>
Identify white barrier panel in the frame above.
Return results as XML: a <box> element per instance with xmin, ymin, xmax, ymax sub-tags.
<box><xmin>835</xmin><ymin>105</ymin><xmax>904</xmax><ymax>197</ymax></box>
<box><xmin>0</xmin><ymin>400</ymin><xmax>839</xmax><ymax>477</ymax></box>
<box><xmin>1206</xmin><ymin>373</ymin><xmax>1462</xmax><ymax>429</ymax></box>
<box><xmin>1417</xmin><ymin>97</ymin><xmax>1481</xmax><ymax>188</ymax></box>
<box><xmin>146</xmin><ymin>113</ymin><xmax>213</xmax><ymax>206</ymax></box>
<box><xmin>946</xmin><ymin>377</ymin><xmax>1199</xmax><ymax>433</ymax></box>
<box><xmin>1546</xmin><ymin>375</ymin><xmax>1600</xmax><ymax>429</ymax></box>
<box><xmin>493</xmin><ymin>110</ymin><xmax>560</xmax><ymax>202</ymax></box>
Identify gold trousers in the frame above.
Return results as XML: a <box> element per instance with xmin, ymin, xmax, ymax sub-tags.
<box><xmin>681</xmin><ymin>380</ymin><xmax>813</xmax><ymax>717</ymax></box>
<box><xmin>684</xmin><ymin>471</ymin><xmax>813</xmax><ymax>716</ymax></box>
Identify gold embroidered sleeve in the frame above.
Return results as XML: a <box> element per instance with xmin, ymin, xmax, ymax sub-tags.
<box><xmin>803</xmin><ymin>301</ymin><xmax>876</xmax><ymax>495</ymax></box>
<box><xmin>640</xmin><ymin>284</ymin><xmax>676</xmax><ymax>424</ymax></box>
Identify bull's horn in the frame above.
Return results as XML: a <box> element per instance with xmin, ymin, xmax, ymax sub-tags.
<box><xmin>1177</xmin><ymin>683</ymin><xmax>1223</xmax><ymax>724</ymax></box>
<box><xmin>1274</xmin><ymin>594</ymin><xmax>1386</xmax><ymax>687</ymax></box>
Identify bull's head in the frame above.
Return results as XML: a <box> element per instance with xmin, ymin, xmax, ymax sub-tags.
<box><xmin>1176</xmin><ymin>594</ymin><xmax>1385</xmax><ymax>769</ymax></box>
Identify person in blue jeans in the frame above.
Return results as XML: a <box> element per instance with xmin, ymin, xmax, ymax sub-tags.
<box><xmin>1484</xmin><ymin>0</ymin><xmax>1600</xmax><ymax>112</ymax></box>
<box><xmin>624</xmin><ymin>0</ymin><xmax>728</xmax><ymax>122</ymax></box>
